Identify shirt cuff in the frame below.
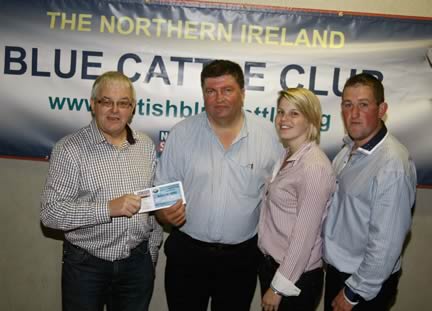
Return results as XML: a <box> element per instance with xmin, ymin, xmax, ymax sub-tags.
<box><xmin>95</xmin><ymin>201</ymin><xmax>111</xmax><ymax>224</ymax></box>
<box><xmin>343</xmin><ymin>286</ymin><xmax>361</xmax><ymax>305</ymax></box>
<box><xmin>271</xmin><ymin>270</ymin><xmax>301</xmax><ymax>297</ymax></box>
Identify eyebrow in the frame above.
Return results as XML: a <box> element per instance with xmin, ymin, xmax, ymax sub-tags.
<box><xmin>100</xmin><ymin>96</ymin><xmax>131</xmax><ymax>100</ymax></box>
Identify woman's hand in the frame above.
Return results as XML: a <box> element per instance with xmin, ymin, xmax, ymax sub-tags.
<box><xmin>261</xmin><ymin>288</ymin><xmax>282</xmax><ymax>311</ymax></box>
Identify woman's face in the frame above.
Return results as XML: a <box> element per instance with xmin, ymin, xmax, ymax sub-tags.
<box><xmin>275</xmin><ymin>98</ymin><xmax>310</xmax><ymax>150</ymax></box>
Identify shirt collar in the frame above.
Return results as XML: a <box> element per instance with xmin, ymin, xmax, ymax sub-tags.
<box><xmin>285</xmin><ymin>141</ymin><xmax>314</xmax><ymax>165</ymax></box>
<box><xmin>238</xmin><ymin>111</ymin><xmax>249</xmax><ymax>140</ymax></box>
<box><xmin>205</xmin><ymin>110</ymin><xmax>249</xmax><ymax>141</ymax></box>
<box><xmin>343</xmin><ymin>121</ymin><xmax>388</xmax><ymax>155</ymax></box>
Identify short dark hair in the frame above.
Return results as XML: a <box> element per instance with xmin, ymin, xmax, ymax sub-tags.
<box><xmin>343</xmin><ymin>73</ymin><xmax>385</xmax><ymax>104</ymax></box>
<box><xmin>200</xmin><ymin>60</ymin><xmax>244</xmax><ymax>89</ymax></box>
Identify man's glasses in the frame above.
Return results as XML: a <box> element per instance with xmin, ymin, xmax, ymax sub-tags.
<box><xmin>97</xmin><ymin>98</ymin><xmax>133</xmax><ymax>109</ymax></box>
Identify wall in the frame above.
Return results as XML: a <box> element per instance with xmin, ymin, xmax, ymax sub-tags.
<box><xmin>208</xmin><ymin>0</ymin><xmax>432</xmax><ymax>17</ymax></box>
<box><xmin>1</xmin><ymin>1</ymin><xmax>431</xmax><ymax>310</ymax></box>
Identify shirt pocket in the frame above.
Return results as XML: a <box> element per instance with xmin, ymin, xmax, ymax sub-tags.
<box><xmin>231</xmin><ymin>162</ymin><xmax>269</xmax><ymax>198</ymax></box>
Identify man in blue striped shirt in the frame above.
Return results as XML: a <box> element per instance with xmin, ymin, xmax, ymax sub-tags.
<box><xmin>323</xmin><ymin>73</ymin><xmax>417</xmax><ymax>311</ymax></box>
<box><xmin>155</xmin><ymin>60</ymin><xmax>283</xmax><ymax>311</ymax></box>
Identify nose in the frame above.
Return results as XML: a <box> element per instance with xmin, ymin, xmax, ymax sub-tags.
<box><xmin>111</xmin><ymin>102</ymin><xmax>120</xmax><ymax>113</ymax></box>
<box><xmin>279</xmin><ymin>113</ymin><xmax>288</xmax><ymax>121</ymax></box>
<box><xmin>351</xmin><ymin>104</ymin><xmax>360</xmax><ymax>118</ymax></box>
<box><xmin>280</xmin><ymin>111</ymin><xmax>293</xmax><ymax>121</ymax></box>
<box><xmin>215</xmin><ymin>91</ymin><xmax>224</xmax><ymax>102</ymax></box>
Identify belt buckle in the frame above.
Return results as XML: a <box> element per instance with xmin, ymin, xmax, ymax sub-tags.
<box><xmin>209</xmin><ymin>243</ymin><xmax>227</xmax><ymax>251</ymax></box>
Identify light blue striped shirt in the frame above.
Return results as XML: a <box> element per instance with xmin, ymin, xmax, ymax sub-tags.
<box><xmin>155</xmin><ymin>111</ymin><xmax>283</xmax><ymax>244</ymax></box>
<box><xmin>323</xmin><ymin>124</ymin><xmax>417</xmax><ymax>300</ymax></box>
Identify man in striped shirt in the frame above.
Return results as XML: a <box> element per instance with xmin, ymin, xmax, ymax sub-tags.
<box><xmin>41</xmin><ymin>71</ymin><xmax>163</xmax><ymax>311</ymax></box>
<box><xmin>323</xmin><ymin>73</ymin><xmax>417</xmax><ymax>311</ymax></box>
<box><xmin>154</xmin><ymin>60</ymin><xmax>282</xmax><ymax>311</ymax></box>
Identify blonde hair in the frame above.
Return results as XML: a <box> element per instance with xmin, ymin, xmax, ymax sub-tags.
<box><xmin>91</xmin><ymin>71</ymin><xmax>136</xmax><ymax>102</ymax></box>
<box><xmin>277</xmin><ymin>88</ymin><xmax>322</xmax><ymax>144</ymax></box>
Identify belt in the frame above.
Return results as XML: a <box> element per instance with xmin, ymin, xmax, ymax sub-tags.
<box><xmin>64</xmin><ymin>239</ymin><xmax>148</xmax><ymax>261</ymax></box>
<box><xmin>175</xmin><ymin>229</ymin><xmax>257</xmax><ymax>251</ymax></box>
<box><xmin>129</xmin><ymin>240</ymin><xmax>149</xmax><ymax>256</ymax></box>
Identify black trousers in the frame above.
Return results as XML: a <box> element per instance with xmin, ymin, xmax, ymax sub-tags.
<box><xmin>258</xmin><ymin>253</ymin><xmax>324</xmax><ymax>311</ymax></box>
<box><xmin>324</xmin><ymin>264</ymin><xmax>401</xmax><ymax>311</ymax></box>
<box><xmin>164</xmin><ymin>229</ymin><xmax>260</xmax><ymax>311</ymax></box>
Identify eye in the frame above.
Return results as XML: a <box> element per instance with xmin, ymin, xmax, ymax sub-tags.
<box><xmin>342</xmin><ymin>102</ymin><xmax>352</xmax><ymax>110</ymax></box>
<box><xmin>99</xmin><ymin>99</ymin><xmax>113</xmax><ymax>107</ymax></box>
<box><xmin>289</xmin><ymin>111</ymin><xmax>300</xmax><ymax>117</ymax></box>
<box><xmin>223</xmin><ymin>88</ymin><xmax>233</xmax><ymax>96</ymax></box>
<box><xmin>359</xmin><ymin>102</ymin><xmax>369</xmax><ymax>110</ymax></box>
<box><xmin>117</xmin><ymin>100</ymin><xmax>131</xmax><ymax>108</ymax></box>
<box><xmin>205</xmin><ymin>89</ymin><xmax>215</xmax><ymax>96</ymax></box>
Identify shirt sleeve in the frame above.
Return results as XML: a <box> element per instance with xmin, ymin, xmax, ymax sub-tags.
<box><xmin>345</xmin><ymin>165</ymin><xmax>416</xmax><ymax>300</ymax></box>
<box><xmin>273</xmin><ymin>163</ymin><xmax>335</xmax><ymax>295</ymax></box>
<box><xmin>154</xmin><ymin>126</ymin><xmax>183</xmax><ymax>186</ymax></box>
<box><xmin>40</xmin><ymin>140</ymin><xmax>111</xmax><ymax>231</ymax></box>
<box><xmin>147</xmin><ymin>146</ymin><xmax>164</xmax><ymax>263</ymax></box>
<box><xmin>148</xmin><ymin>213</ymin><xmax>164</xmax><ymax>263</ymax></box>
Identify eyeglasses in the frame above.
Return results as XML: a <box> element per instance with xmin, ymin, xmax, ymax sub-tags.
<box><xmin>96</xmin><ymin>98</ymin><xmax>133</xmax><ymax>109</ymax></box>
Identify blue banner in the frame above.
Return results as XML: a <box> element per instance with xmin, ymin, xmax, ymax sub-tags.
<box><xmin>1</xmin><ymin>0</ymin><xmax>431</xmax><ymax>185</ymax></box>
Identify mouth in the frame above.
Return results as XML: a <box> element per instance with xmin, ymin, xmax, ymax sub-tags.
<box><xmin>279</xmin><ymin>125</ymin><xmax>292</xmax><ymax>130</ymax></box>
<box><xmin>349</xmin><ymin>122</ymin><xmax>362</xmax><ymax>126</ymax></box>
<box><xmin>214</xmin><ymin>104</ymin><xmax>228</xmax><ymax>109</ymax></box>
<box><xmin>107</xmin><ymin>115</ymin><xmax>121</xmax><ymax>122</ymax></box>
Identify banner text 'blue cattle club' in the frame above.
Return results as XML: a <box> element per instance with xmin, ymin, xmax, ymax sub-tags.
<box><xmin>1</xmin><ymin>0</ymin><xmax>431</xmax><ymax>185</ymax></box>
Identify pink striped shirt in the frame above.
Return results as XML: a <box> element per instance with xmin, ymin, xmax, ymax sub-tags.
<box><xmin>258</xmin><ymin>141</ymin><xmax>335</xmax><ymax>290</ymax></box>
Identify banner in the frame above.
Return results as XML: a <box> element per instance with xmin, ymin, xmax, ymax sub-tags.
<box><xmin>1</xmin><ymin>0</ymin><xmax>431</xmax><ymax>185</ymax></box>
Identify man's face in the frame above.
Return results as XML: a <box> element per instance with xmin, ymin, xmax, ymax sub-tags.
<box><xmin>90</xmin><ymin>82</ymin><xmax>135</xmax><ymax>143</ymax></box>
<box><xmin>202</xmin><ymin>74</ymin><xmax>245</xmax><ymax>125</ymax></box>
<box><xmin>341</xmin><ymin>84</ymin><xmax>387</xmax><ymax>147</ymax></box>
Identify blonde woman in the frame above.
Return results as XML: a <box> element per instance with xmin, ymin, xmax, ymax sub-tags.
<box><xmin>258</xmin><ymin>88</ymin><xmax>336</xmax><ymax>311</ymax></box>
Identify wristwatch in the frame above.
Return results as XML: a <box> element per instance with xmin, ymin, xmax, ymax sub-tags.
<box><xmin>270</xmin><ymin>285</ymin><xmax>283</xmax><ymax>297</ymax></box>
<box><xmin>343</xmin><ymin>286</ymin><xmax>362</xmax><ymax>305</ymax></box>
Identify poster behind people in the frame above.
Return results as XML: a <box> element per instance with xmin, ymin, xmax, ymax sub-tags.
<box><xmin>1</xmin><ymin>0</ymin><xmax>431</xmax><ymax>185</ymax></box>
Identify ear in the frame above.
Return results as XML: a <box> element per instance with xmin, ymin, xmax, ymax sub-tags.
<box><xmin>241</xmin><ymin>88</ymin><xmax>245</xmax><ymax>106</ymax></box>
<box><xmin>90</xmin><ymin>99</ymin><xmax>96</xmax><ymax>115</ymax></box>
<box><xmin>131</xmin><ymin>102</ymin><xmax>136</xmax><ymax>115</ymax></box>
<box><xmin>378</xmin><ymin>102</ymin><xmax>388</xmax><ymax>119</ymax></box>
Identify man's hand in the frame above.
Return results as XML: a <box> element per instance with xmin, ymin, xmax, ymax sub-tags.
<box><xmin>155</xmin><ymin>199</ymin><xmax>186</xmax><ymax>226</ymax></box>
<box><xmin>261</xmin><ymin>288</ymin><xmax>282</xmax><ymax>311</ymax></box>
<box><xmin>331</xmin><ymin>289</ymin><xmax>354</xmax><ymax>311</ymax></box>
<box><xmin>108</xmin><ymin>194</ymin><xmax>142</xmax><ymax>218</ymax></box>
